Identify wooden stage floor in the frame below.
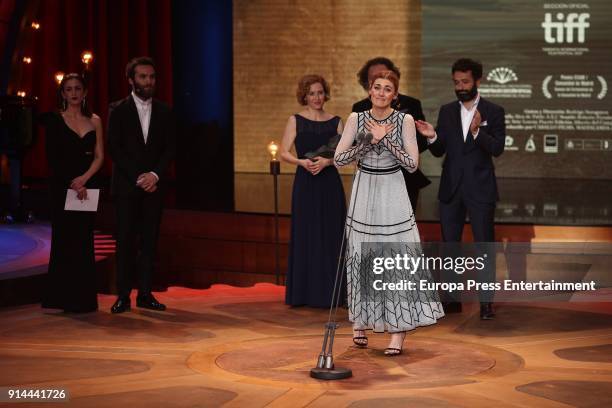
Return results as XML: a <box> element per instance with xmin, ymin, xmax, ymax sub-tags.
<box><xmin>1</xmin><ymin>284</ymin><xmax>611</xmax><ymax>407</ymax></box>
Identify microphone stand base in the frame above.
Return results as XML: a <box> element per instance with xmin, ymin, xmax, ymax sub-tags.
<box><xmin>310</xmin><ymin>367</ymin><xmax>352</xmax><ymax>380</ymax></box>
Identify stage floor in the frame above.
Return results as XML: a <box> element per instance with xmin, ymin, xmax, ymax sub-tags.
<box><xmin>0</xmin><ymin>223</ymin><xmax>115</xmax><ymax>280</ymax></box>
<box><xmin>1</xmin><ymin>284</ymin><xmax>611</xmax><ymax>407</ymax></box>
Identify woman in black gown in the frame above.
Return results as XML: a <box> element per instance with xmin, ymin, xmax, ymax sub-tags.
<box><xmin>42</xmin><ymin>73</ymin><xmax>104</xmax><ymax>313</ymax></box>
<box><xmin>281</xmin><ymin>74</ymin><xmax>346</xmax><ymax>307</ymax></box>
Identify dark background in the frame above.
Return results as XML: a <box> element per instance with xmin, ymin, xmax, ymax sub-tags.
<box><xmin>0</xmin><ymin>0</ymin><xmax>234</xmax><ymax>212</ymax></box>
<box><xmin>421</xmin><ymin>0</ymin><xmax>612</xmax><ymax>180</ymax></box>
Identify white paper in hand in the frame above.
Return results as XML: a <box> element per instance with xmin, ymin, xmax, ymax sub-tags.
<box><xmin>64</xmin><ymin>189</ymin><xmax>100</xmax><ymax>212</ymax></box>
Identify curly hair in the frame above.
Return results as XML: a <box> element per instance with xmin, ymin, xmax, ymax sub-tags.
<box><xmin>357</xmin><ymin>57</ymin><xmax>401</xmax><ymax>91</ymax></box>
<box><xmin>451</xmin><ymin>58</ymin><xmax>483</xmax><ymax>80</ymax></box>
<box><xmin>369</xmin><ymin>70</ymin><xmax>399</xmax><ymax>93</ymax></box>
<box><xmin>296</xmin><ymin>74</ymin><xmax>330</xmax><ymax>105</ymax></box>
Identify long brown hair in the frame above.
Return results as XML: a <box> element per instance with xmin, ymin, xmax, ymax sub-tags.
<box><xmin>57</xmin><ymin>73</ymin><xmax>92</xmax><ymax>117</ymax></box>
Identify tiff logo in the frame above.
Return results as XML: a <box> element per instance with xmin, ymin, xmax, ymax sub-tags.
<box><xmin>542</xmin><ymin>13</ymin><xmax>590</xmax><ymax>43</ymax></box>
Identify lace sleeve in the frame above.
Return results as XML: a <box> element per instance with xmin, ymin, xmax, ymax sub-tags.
<box><xmin>381</xmin><ymin>114</ymin><xmax>418</xmax><ymax>172</ymax></box>
<box><xmin>335</xmin><ymin>143</ymin><xmax>373</xmax><ymax>166</ymax></box>
<box><xmin>334</xmin><ymin>113</ymin><xmax>372</xmax><ymax>167</ymax></box>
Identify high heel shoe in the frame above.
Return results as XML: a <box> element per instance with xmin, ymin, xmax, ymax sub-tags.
<box><xmin>384</xmin><ymin>331</ymin><xmax>406</xmax><ymax>356</ymax></box>
<box><xmin>352</xmin><ymin>329</ymin><xmax>368</xmax><ymax>348</ymax></box>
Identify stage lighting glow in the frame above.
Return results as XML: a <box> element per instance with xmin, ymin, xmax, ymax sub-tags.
<box><xmin>55</xmin><ymin>71</ymin><xmax>65</xmax><ymax>84</ymax></box>
<box><xmin>267</xmin><ymin>141</ymin><xmax>279</xmax><ymax>160</ymax></box>
<box><xmin>23</xmin><ymin>57</ymin><xmax>32</xmax><ymax>64</ymax></box>
<box><xmin>31</xmin><ymin>22</ymin><xmax>40</xmax><ymax>30</ymax></box>
<box><xmin>17</xmin><ymin>91</ymin><xmax>26</xmax><ymax>97</ymax></box>
<box><xmin>81</xmin><ymin>51</ymin><xmax>93</xmax><ymax>66</ymax></box>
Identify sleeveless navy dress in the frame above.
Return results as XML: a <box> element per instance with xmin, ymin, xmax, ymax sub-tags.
<box><xmin>285</xmin><ymin>115</ymin><xmax>346</xmax><ymax>308</ymax></box>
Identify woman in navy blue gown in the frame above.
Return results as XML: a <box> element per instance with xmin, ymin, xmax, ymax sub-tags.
<box><xmin>281</xmin><ymin>74</ymin><xmax>346</xmax><ymax>308</ymax></box>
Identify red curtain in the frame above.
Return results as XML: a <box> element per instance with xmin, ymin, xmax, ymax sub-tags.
<box><xmin>0</xmin><ymin>1</ymin><xmax>17</xmax><ymax>61</ymax></box>
<box><xmin>19</xmin><ymin>0</ymin><xmax>173</xmax><ymax>178</ymax></box>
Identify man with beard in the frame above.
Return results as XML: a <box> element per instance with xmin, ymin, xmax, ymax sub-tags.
<box><xmin>415</xmin><ymin>58</ymin><xmax>505</xmax><ymax>319</ymax></box>
<box><xmin>108</xmin><ymin>56</ymin><xmax>175</xmax><ymax>313</ymax></box>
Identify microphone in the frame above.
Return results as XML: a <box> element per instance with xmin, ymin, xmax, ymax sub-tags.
<box><xmin>355</xmin><ymin>131</ymin><xmax>365</xmax><ymax>144</ymax></box>
<box><xmin>355</xmin><ymin>131</ymin><xmax>373</xmax><ymax>145</ymax></box>
<box><xmin>355</xmin><ymin>131</ymin><xmax>374</xmax><ymax>162</ymax></box>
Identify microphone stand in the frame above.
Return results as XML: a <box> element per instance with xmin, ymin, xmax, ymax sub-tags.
<box><xmin>310</xmin><ymin>133</ymin><xmax>371</xmax><ymax>380</ymax></box>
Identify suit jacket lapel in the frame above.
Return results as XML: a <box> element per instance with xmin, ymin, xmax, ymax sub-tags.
<box><xmin>478</xmin><ymin>98</ymin><xmax>489</xmax><ymax>122</ymax></box>
<box><xmin>464</xmin><ymin>99</ymin><xmax>486</xmax><ymax>152</ymax></box>
<box><xmin>452</xmin><ymin>103</ymin><xmax>464</xmax><ymax>144</ymax></box>
<box><xmin>127</xmin><ymin>96</ymin><xmax>146</xmax><ymax>146</ymax></box>
<box><xmin>148</xmin><ymin>100</ymin><xmax>158</xmax><ymax>145</ymax></box>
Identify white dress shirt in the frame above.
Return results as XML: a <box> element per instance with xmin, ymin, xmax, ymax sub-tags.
<box><xmin>131</xmin><ymin>92</ymin><xmax>158</xmax><ymax>181</ymax></box>
<box><xmin>427</xmin><ymin>93</ymin><xmax>480</xmax><ymax>144</ymax></box>
<box><xmin>459</xmin><ymin>93</ymin><xmax>480</xmax><ymax>141</ymax></box>
<box><xmin>132</xmin><ymin>91</ymin><xmax>152</xmax><ymax>144</ymax></box>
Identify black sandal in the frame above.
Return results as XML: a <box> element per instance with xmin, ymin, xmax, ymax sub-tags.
<box><xmin>353</xmin><ymin>330</ymin><xmax>368</xmax><ymax>348</ymax></box>
<box><xmin>384</xmin><ymin>331</ymin><xmax>406</xmax><ymax>356</ymax></box>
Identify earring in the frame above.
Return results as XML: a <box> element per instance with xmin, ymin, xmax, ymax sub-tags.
<box><xmin>62</xmin><ymin>99</ymin><xmax>67</xmax><ymax>111</ymax></box>
<box><xmin>82</xmin><ymin>97</ymin><xmax>86</xmax><ymax>110</ymax></box>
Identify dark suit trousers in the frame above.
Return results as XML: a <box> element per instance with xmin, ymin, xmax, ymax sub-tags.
<box><xmin>408</xmin><ymin>188</ymin><xmax>419</xmax><ymax>214</ymax></box>
<box><xmin>439</xmin><ymin>182</ymin><xmax>496</xmax><ymax>303</ymax></box>
<box><xmin>439</xmin><ymin>181</ymin><xmax>495</xmax><ymax>242</ymax></box>
<box><xmin>115</xmin><ymin>191</ymin><xmax>163</xmax><ymax>297</ymax></box>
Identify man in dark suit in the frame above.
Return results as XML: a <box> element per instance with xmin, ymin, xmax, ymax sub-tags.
<box><xmin>352</xmin><ymin>57</ymin><xmax>430</xmax><ymax>212</ymax></box>
<box><xmin>416</xmin><ymin>58</ymin><xmax>505</xmax><ymax>319</ymax></box>
<box><xmin>108</xmin><ymin>56</ymin><xmax>175</xmax><ymax>313</ymax></box>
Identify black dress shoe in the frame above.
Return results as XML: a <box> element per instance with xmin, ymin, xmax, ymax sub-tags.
<box><xmin>442</xmin><ymin>301</ymin><xmax>462</xmax><ymax>313</ymax></box>
<box><xmin>136</xmin><ymin>293</ymin><xmax>166</xmax><ymax>311</ymax></box>
<box><xmin>480</xmin><ymin>302</ymin><xmax>495</xmax><ymax>320</ymax></box>
<box><xmin>111</xmin><ymin>297</ymin><xmax>131</xmax><ymax>314</ymax></box>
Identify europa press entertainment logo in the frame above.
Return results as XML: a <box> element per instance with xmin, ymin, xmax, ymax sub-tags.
<box><xmin>542</xmin><ymin>12</ymin><xmax>590</xmax><ymax>43</ymax></box>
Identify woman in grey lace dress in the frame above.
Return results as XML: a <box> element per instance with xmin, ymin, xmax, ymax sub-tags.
<box><xmin>334</xmin><ymin>70</ymin><xmax>444</xmax><ymax>356</ymax></box>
